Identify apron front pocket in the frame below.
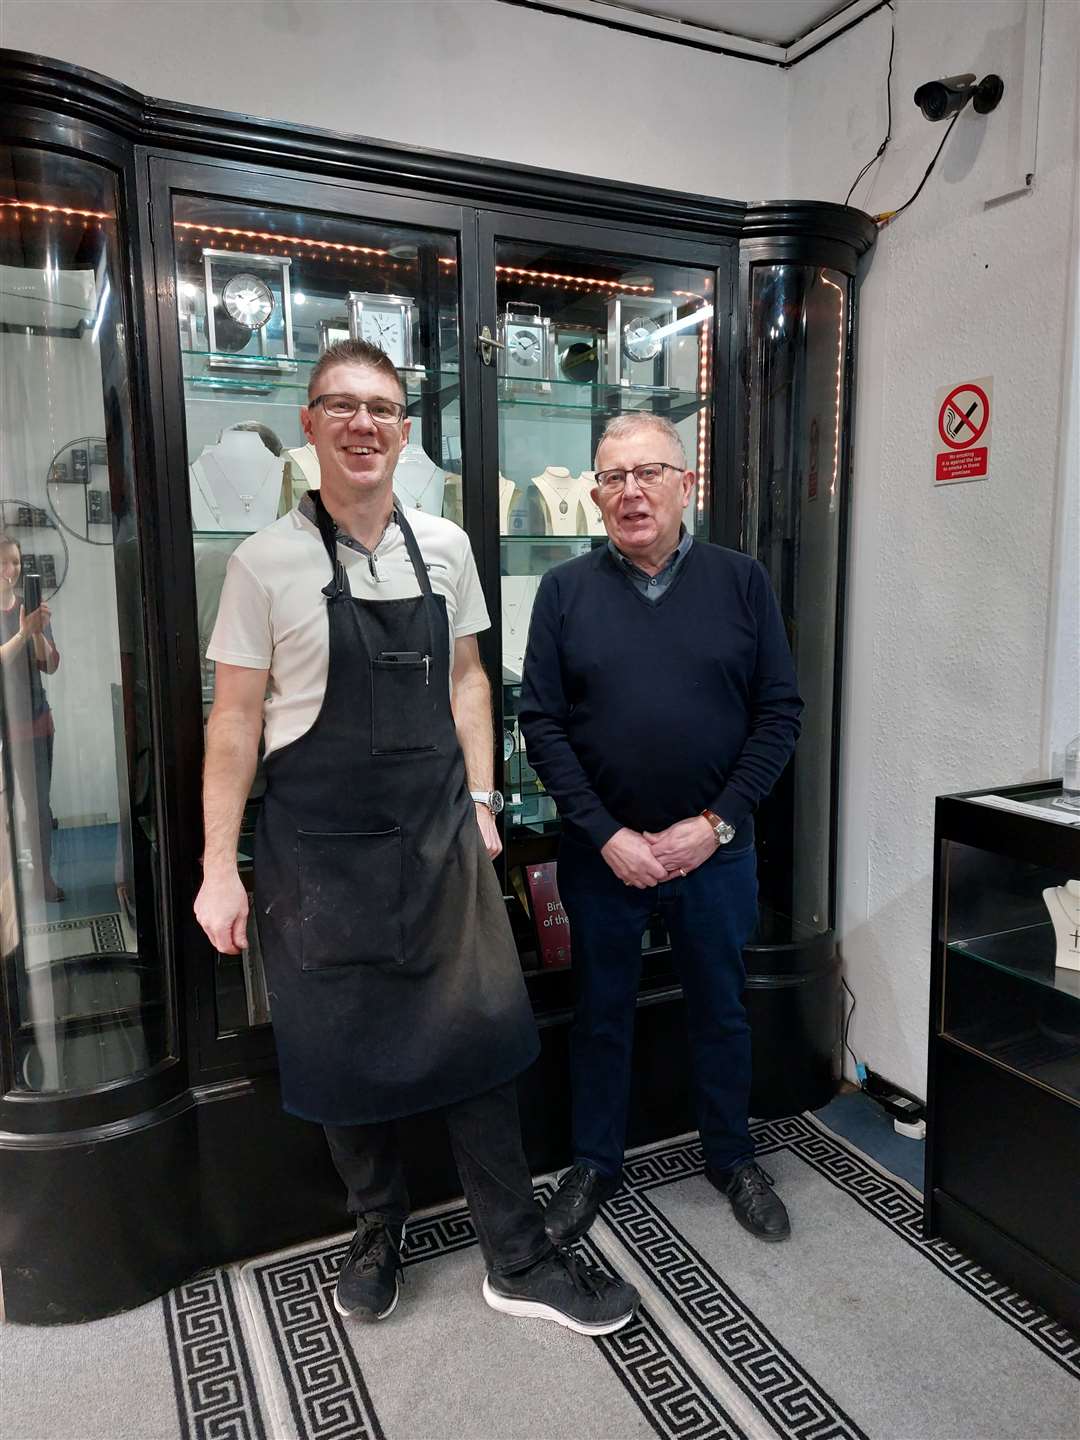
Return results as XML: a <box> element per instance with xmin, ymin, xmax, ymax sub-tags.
<box><xmin>370</xmin><ymin>655</ymin><xmax>439</xmax><ymax>754</ymax></box>
<box><xmin>298</xmin><ymin>827</ymin><xmax>404</xmax><ymax>970</ymax></box>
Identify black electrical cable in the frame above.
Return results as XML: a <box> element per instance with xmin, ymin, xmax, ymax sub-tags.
<box><xmin>841</xmin><ymin>977</ymin><xmax>859</xmax><ymax>1074</ymax></box>
<box><xmin>875</xmin><ymin>105</ymin><xmax>965</xmax><ymax>226</ymax></box>
<box><xmin>844</xmin><ymin>1</ymin><xmax>896</xmax><ymax>207</ymax></box>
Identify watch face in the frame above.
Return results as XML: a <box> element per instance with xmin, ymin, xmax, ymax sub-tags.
<box><xmin>488</xmin><ymin>790</ymin><xmax>505</xmax><ymax>815</ymax></box>
<box><xmin>361</xmin><ymin>308</ymin><xmax>405</xmax><ymax>363</ymax></box>
<box><xmin>622</xmin><ymin>316</ymin><xmax>663</xmax><ymax>363</ymax></box>
<box><xmin>220</xmin><ymin>273</ymin><xmax>275</xmax><ymax>330</ymax></box>
<box><xmin>508</xmin><ymin>327</ymin><xmax>543</xmax><ymax>368</ymax></box>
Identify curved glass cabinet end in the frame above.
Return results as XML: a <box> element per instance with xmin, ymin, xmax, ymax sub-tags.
<box><xmin>0</xmin><ymin>146</ymin><xmax>170</xmax><ymax>1099</ymax></box>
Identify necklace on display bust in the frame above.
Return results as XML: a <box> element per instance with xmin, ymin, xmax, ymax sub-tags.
<box><xmin>203</xmin><ymin>450</ymin><xmax>277</xmax><ymax>515</ymax></box>
<box><xmin>400</xmin><ymin>462</ymin><xmax>440</xmax><ymax>511</ymax></box>
<box><xmin>535</xmin><ymin>467</ymin><xmax>577</xmax><ymax>515</ymax></box>
<box><xmin>503</xmin><ymin>579</ymin><xmax>537</xmax><ymax>640</ymax></box>
<box><xmin>1052</xmin><ymin>884</ymin><xmax>1080</xmax><ymax>925</ymax></box>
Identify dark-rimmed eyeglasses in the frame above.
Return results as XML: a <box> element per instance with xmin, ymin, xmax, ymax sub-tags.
<box><xmin>310</xmin><ymin>393</ymin><xmax>406</xmax><ymax>424</ymax></box>
<box><xmin>594</xmin><ymin>462</ymin><xmax>685</xmax><ymax>492</ymax></box>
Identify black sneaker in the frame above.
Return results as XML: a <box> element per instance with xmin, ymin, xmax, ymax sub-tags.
<box><xmin>482</xmin><ymin>1248</ymin><xmax>639</xmax><ymax>1335</ymax></box>
<box><xmin>706</xmin><ymin>1160</ymin><xmax>791</xmax><ymax>1242</ymax></box>
<box><xmin>543</xmin><ymin>1163</ymin><xmax>621</xmax><ymax>1245</ymax></box>
<box><xmin>333</xmin><ymin>1218</ymin><xmax>405</xmax><ymax>1320</ymax></box>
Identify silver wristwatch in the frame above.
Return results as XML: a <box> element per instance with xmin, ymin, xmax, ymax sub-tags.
<box><xmin>702</xmin><ymin>808</ymin><xmax>736</xmax><ymax>846</ymax></box>
<box><xmin>471</xmin><ymin>789</ymin><xmax>505</xmax><ymax>815</ymax></box>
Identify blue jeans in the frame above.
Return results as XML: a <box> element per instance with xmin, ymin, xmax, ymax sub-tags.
<box><xmin>557</xmin><ymin>835</ymin><xmax>759</xmax><ymax>1178</ymax></box>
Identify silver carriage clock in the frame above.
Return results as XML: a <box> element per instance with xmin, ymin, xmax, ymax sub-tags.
<box><xmin>347</xmin><ymin>292</ymin><xmax>418</xmax><ymax>370</ymax></box>
<box><xmin>203</xmin><ymin>249</ymin><xmax>296</xmax><ymax>372</ymax></box>
<box><xmin>606</xmin><ymin>293</ymin><xmax>679</xmax><ymax>388</ymax></box>
<box><xmin>498</xmin><ymin>303</ymin><xmax>553</xmax><ymax>387</ymax></box>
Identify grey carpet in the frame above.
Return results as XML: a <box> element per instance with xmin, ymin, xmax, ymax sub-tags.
<box><xmin>594</xmin><ymin>1115</ymin><xmax>1079</xmax><ymax>1440</ymax></box>
<box><xmin>3</xmin><ymin>1109</ymin><xmax>1077</xmax><ymax>1440</ymax></box>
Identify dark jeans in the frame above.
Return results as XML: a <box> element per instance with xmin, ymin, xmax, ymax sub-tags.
<box><xmin>557</xmin><ymin>835</ymin><xmax>759</xmax><ymax>1178</ymax></box>
<box><xmin>323</xmin><ymin>1080</ymin><xmax>552</xmax><ymax>1277</ymax></box>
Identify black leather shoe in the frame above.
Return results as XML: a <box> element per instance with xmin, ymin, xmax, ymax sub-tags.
<box><xmin>543</xmin><ymin>1163</ymin><xmax>621</xmax><ymax>1245</ymax></box>
<box><xmin>707</xmin><ymin>1160</ymin><xmax>791</xmax><ymax>1242</ymax></box>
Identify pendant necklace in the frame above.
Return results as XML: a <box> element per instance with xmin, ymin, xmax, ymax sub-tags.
<box><xmin>205</xmin><ymin>451</ymin><xmax>276</xmax><ymax>515</ymax></box>
<box><xmin>504</xmin><ymin>580</ymin><xmax>536</xmax><ymax>639</ymax></box>
<box><xmin>538</xmin><ymin>471</ymin><xmax>576</xmax><ymax>516</ymax></box>
<box><xmin>398</xmin><ymin>461</ymin><xmax>440</xmax><ymax>511</ymax></box>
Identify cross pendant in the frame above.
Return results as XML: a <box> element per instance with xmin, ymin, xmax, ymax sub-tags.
<box><xmin>1071</xmin><ymin>928</ymin><xmax>1080</xmax><ymax>950</ymax></box>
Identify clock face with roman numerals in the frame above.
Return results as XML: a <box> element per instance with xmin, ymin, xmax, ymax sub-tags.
<box><xmin>508</xmin><ymin>327</ymin><xmax>543</xmax><ymax>366</ymax></box>
<box><xmin>360</xmin><ymin>309</ymin><xmax>405</xmax><ymax>364</ymax></box>
<box><xmin>220</xmin><ymin>273</ymin><xmax>274</xmax><ymax>330</ymax></box>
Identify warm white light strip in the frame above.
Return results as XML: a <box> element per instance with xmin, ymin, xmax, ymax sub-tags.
<box><xmin>819</xmin><ymin>272</ymin><xmax>845</xmax><ymax>501</ymax></box>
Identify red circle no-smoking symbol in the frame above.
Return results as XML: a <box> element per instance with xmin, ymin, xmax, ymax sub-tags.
<box><xmin>938</xmin><ymin>383</ymin><xmax>990</xmax><ymax>450</ymax></box>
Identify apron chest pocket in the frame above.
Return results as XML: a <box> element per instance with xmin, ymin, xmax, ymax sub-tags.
<box><xmin>298</xmin><ymin>827</ymin><xmax>404</xmax><ymax>970</ymax></box>
<box><xmin>370</xmin><ymin>653</ymin><xmax>439</xmax><ymax>754</ymax></box>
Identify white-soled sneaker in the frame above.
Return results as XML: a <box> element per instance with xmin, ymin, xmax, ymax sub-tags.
<box><xmin>482</xmin><ymin>1248</ymin><xmax>638</xmax><ymax>1336</ymax></box>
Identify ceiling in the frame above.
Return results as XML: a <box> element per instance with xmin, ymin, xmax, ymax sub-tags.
<box><xmin>524</xmin><ymin>0</ymin><xmax>859</xmax><ymax>50</ymax></box>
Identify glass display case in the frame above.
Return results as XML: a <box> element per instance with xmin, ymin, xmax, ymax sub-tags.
<box><xmin>168</xmin><ymin>189</ymin><xmax>463</xmax><ymax>1039</ymax></box>
<box><xmin>925</xmin><ymin>782</ymin><xmax>1080</xmax><ymax>1331</ymax></box>
<box><xmin>734</xmin><ymin>249</ymin><xmax>856</xmax><ymax>1114</ymax></box>
<box><xmin>482</xmin><ymin>223</ymin><xmax>722</xmax><ymax>986</ymax></box>
<box><xmin>0</xmin><ymin>145</ymin><xmax>166</xmax><ymax>1096</ymax></box>
<box><xmin>2</xmin><ymin>48</ymin><xmax>875</xmax><ymax>1324</ymax></box>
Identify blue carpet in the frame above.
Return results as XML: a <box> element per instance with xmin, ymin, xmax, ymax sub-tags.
<box><xmin>45</xmin><ymin>823</ymin><xmax>121</xmax><ymax>923</ymax></box>
<box><xmin>812</xmin><ymin>1088</ymin><xmax>926</xmax><ymax>1191</ymax></box>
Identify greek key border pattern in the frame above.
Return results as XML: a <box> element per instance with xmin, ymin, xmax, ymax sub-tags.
<box><xmin>604</xmin><ymin>1176</ymin><xmax>868</xmax><ymax>1440</ymax></box>
<box><xmin>622</xmin><ymin>1115</ymin><xmax>1080</xmax><ymax>1380</ymax></box>
<box><xmin>164</xmin><ymin>1268</ymin><xmax>267</xmax><ymax>1440</ymax></box>
<box><xmin>244</xmin><ymin>1189</ymin><xmax>745</xmax><ymax>1440</ymax></box>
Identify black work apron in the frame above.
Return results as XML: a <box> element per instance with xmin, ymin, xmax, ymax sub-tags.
<box><xmin>253</xmin><ymin>497</ymin><xmax>538</xmax><ymax>1125</ymax></box>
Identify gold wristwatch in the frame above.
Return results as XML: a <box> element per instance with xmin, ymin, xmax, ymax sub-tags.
<box><xmin>701</xmin><ymin>808</ymin><xmax>736</xmax><ymax>846</ymax></box>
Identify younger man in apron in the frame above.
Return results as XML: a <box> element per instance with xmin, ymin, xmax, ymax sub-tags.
<box><xmin>194</xmin><ymin>339</ymin><xmax>637</xmax><ymax>1335</ymax></box>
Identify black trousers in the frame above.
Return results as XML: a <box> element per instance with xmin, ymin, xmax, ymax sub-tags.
<box><xmin>323</xmin><ymin>1079</ymin><xmax>552</xmax><ymax>1277</ymax></box>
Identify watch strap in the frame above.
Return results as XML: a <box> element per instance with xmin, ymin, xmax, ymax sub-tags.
<box><xmin>701</xmin><ymin>808</ymin><xmax>735</xmax><ymax>846</ymax></box>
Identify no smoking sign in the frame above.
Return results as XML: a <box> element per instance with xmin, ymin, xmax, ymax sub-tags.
<box><xmin>934</xmin><ymin>376</ymin><xmax>992</xmax><ymax>484</ymax></box>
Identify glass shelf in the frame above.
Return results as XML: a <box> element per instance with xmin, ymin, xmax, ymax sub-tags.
<box><xmin>181</xmin><ymin>352</ymin><xmax>460</xmax><ymax>406</ymax></box>
<box><xmin>497</xmin><ymin>375</ymin><xmax>706</xmax><ymax>421</ymax></box>
<box><xmin>947</xmin><ymin>929</ymin><xmax>1080</xmax><ymax>1002</ymax></box>
<box><xmin>501</xmin><ymin>534</ymin><xmax>604</xmax><ymax>545</ymax></box>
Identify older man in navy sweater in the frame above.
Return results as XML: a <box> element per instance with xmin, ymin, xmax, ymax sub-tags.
<box><xmin>519</xmin><ymin>412</ymin><xmax>803</xmax><ymax>1247</ymax></box>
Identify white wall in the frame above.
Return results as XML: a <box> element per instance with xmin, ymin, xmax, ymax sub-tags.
<box><xmin>791</xmin><ymin>0</ymin><xmax>1080</xmax><ymax>1096</ymax></box>
<box><xmin>0</xmin><ymin>0</ymin><xmax>788</xmax><ymax>200</ymax></box>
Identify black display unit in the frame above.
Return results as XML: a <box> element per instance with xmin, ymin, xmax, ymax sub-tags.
<box><xmin>924</xmin><ymin>781</ymin><xmax>1080</xmax><ymax>1332</ymax></box>
<box><xmin>0</xmin><ymin>48</ymin><xmax>875</xmax><ymax>1323</ymax></box>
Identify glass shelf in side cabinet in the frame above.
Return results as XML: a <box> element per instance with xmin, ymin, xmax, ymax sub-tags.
<box><xmin>181</xmin><ymin>352</ymin><xmax>458</xmax><ymax>403</ymax></box>
<box><xmin>946</xmin><ymin>931</ymin><xmax>1080</xmax><ymax>1002</ymax></box>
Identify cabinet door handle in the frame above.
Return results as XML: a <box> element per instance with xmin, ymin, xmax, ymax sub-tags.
<box><xmin>478</xmin><ymin>325</ymin><xmax>505</xmax><ymax>366</ymax></box>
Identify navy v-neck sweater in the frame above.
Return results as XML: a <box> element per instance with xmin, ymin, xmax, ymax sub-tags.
<box><xmin>518</xmin><ymin>542</ymin><xmax>803</xmax><ymax>850</ymax></box>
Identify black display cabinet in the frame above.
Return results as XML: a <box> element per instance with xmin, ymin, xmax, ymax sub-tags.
<box><xmin>0</xmin><ymin>49</ymin><xmax>874</xmax><ymax>1322</ymax></box>
<box><xmin>924</xmin><ymin>782</ymin><xmax>1080</xmax><ymax>1332</ymax></box>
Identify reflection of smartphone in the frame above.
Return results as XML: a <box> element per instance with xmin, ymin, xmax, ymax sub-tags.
<box><xmin>22</xmin><ymin>573</ymin><xmax>42</xmax><ymax>616</ymax></box>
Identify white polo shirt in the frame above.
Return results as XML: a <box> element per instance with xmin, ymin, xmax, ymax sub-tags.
<box><xmin>207</xmin><ymin>504</ymin><xmax>490</xmax><ymax>756</ymax></box>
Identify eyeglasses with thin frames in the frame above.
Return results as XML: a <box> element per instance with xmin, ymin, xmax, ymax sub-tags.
<box><xmin>594</xmin><ymin>461</ymin><xmax>686</xmax><ymax>492</ymax></box>
<box><xmin>310</xmin><ymin>393</ymin><xmax>406</xmax><ymax>424</ymax></box>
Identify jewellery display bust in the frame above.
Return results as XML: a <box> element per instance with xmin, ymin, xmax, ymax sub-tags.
<box><xmin>501</xmin><ymin>574</ymin><xmax>541</xmax><ymax>682</ymax></box>
<box><xmin>531</xmin><ymin>466</ymin><xmax>591</xmax><ymax>536</ymax></box>
<box><xmin>189</xmin><ymin>429</ymin><xmax>285</xmax><ymax>532</ymax></box>
<box><xmin>1043</xmin><ymin>878</ymin><xmax>1080</xmax><ymax>972</ymax></box>
<box><xmin>499</xmin><ymin>475</ymin><xmax>520</xmax><ymax>534</ymax></box>
<box><xmin>393</xmin><ymin>442</ymin><xmax>446</xmax><ymax>515</ymax></box>
<box><xmin>578</xmin><ymin>471</ymin><xmax>606</xmax><ymax>536</ymax></box>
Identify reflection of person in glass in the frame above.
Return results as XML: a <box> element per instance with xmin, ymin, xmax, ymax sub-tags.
<box><xmin>0</xmin><ymin>533</ymin><xmax>64</xmax><ymax>902</ymax></box>
<box><xmin>193</xmin><ymin>340</ymin><xmax>637</xmax><ymax>1335</ymax></box>
<box><xmin>519</xmin><ymin>414</ymin><xmax>803</xmax><ymax>1248</ymax></box>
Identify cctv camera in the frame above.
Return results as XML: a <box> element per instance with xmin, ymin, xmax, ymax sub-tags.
<box><xmin>914</xmin><ymin>73</ymin><xmax>1004</xmax><ymax>121</ymax></box>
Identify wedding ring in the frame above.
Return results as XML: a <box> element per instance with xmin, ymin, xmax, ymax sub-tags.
<box><xmin>679</xmin><ymin>867</ymin><xmax>687</xmax><ymax>876</ymax></box>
